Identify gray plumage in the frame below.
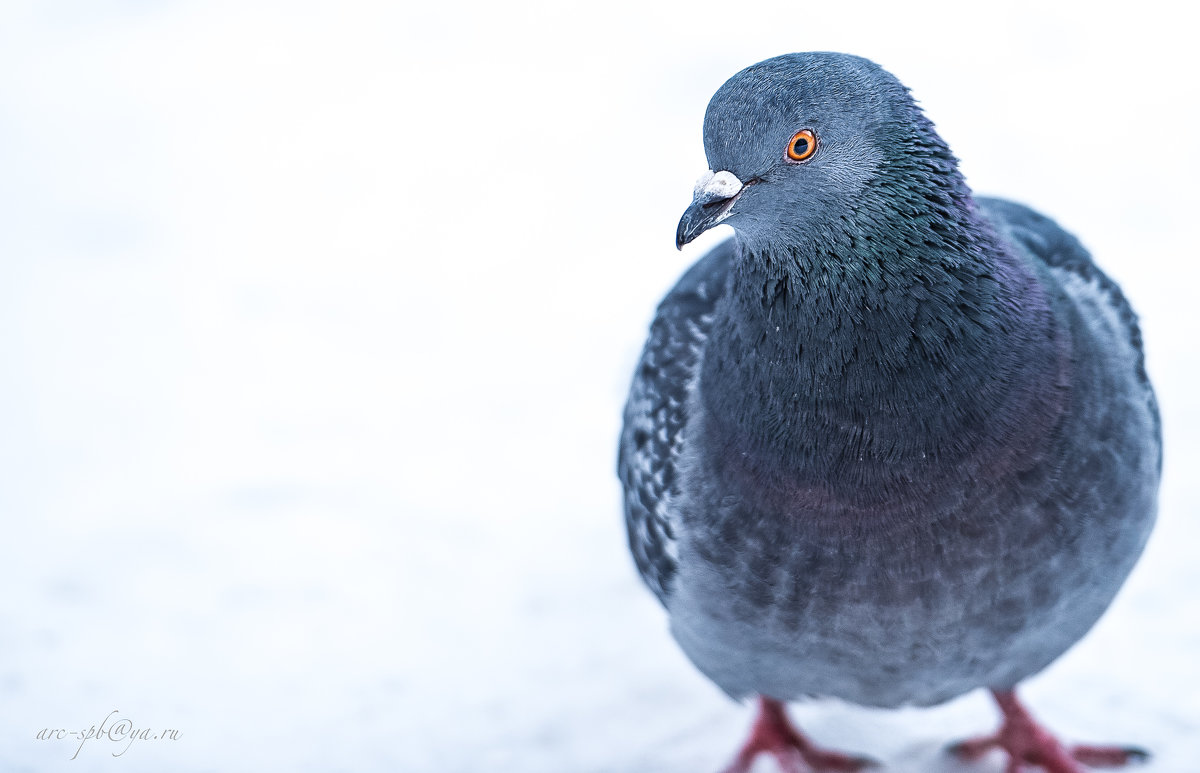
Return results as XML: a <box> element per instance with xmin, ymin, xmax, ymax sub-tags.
<box><xmin>617</xmin><ymin>53</ymin><xmax>1159</xmax><ymax>710</ymax></box>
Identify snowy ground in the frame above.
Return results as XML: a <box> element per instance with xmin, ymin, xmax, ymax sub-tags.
<box><xmin>1</xmin><ymin>2</ymin><xmax>1197</xmax><ymax>771</ymax></box>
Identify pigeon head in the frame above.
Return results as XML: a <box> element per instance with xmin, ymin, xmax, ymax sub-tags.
<box><xmin>676</xmin><ymin>52</ymin><xmax>968</xmax><ymax>254</ymax></box>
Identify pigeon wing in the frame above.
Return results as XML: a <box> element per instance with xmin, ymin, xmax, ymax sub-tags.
<box><xmin>618</xmin><ymin>239</ymin><xmax>734</xmax><ymax>605</ymax></box>
<box><xmin>978</xmin><ymin>195</ymin><xmax>1161</xmax><ymax>452</ymax></box>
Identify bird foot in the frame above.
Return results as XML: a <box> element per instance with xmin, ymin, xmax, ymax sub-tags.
<box><xmin>721</xmin><ymin>696</ymin><xmax>879</xmax><ymax>773</ymax></box>
<box><xmin>948</xmin><ymin>690</ymin><xmax>1149</xmax><ymax>772</ymax></box>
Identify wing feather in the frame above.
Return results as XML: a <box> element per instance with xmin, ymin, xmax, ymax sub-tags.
<box><xmin>617</xmin><ymin>240</ymin><xmax>735</xmax><ymax>604</ymax></box>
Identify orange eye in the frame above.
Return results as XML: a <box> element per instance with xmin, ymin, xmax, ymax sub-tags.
<box><xmin>786</xmin><ymin>129</ymin><xmax>817</xmax><ymax>162</ymax></box>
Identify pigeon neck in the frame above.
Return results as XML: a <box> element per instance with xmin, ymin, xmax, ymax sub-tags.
<box><xmin>697</xmin><ymin>207</ymin><xmax>1071</xmax><ymax>516</ymax></box>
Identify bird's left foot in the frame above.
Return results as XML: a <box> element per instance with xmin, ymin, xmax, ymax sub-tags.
<box><xmin>948</xmin><ymin>689</ymin><xmax>1149</xmax><ymax>772</ymax></box>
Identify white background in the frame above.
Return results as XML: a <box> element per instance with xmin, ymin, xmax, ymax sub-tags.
<box><xmin>1</xmin><ymin>1</ymin><xmax>1197</xmax><ymax>771</ymax></box>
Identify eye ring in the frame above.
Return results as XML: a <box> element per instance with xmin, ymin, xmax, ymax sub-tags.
<box><xmin>786</xmin><ymin>129</ymin><xmax>818</xmax><ymax>162</ymax></box>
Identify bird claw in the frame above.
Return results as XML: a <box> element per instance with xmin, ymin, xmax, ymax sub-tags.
<box><xmin>946</xmin><ymin>736</ymin><xmax>999</xmax><ymax>761</ymax></box>
<box><xmin>1124</xmin><ymin>748</ymin><xmax>1151</xmax><ymax>765</ymax></box>
<box><xmin>721</xmin><ymin>697</ymin><xmax>879</xmax><ymax>773</ymax></box>
<box><xmin>948</xmin><ymin>691</ymin><xmax>1150</xmax><ymax>772</ymax></box>
<box><xmin>1070</xmin><ymin>744</ymin><xmax>1151</xmax><ymax>768</ymax></box>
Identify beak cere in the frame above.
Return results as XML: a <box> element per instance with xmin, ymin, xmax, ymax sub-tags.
<box><xmin>676</xmin><ymin>170</ymin><xmax>745</xmax><ymax>249</ymax></box>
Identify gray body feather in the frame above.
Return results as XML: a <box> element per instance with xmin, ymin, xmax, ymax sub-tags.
<box><xmin>619</xmin><ymin>188</ymin><xmax>1152</xmax><ymax>705</ymax></box>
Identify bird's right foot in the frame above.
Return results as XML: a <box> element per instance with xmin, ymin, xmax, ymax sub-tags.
<box><xmin>721</xmin><ymin>696</ymin><xmax>879</xmax><ymax>773</ymax></box>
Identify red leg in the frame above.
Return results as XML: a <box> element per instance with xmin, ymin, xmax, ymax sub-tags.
<box><xmin>721</xmin><ymin>696</ymin><xmax>878</xmax><ymax>773</ymax></box>
<box><xmin>948</xmin><ymin>689</ymin><xmax>1149</xmax><ymax>772</ymax></box>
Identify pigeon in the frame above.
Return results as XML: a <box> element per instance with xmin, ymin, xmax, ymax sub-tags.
<box><xmin>617</xmin><ymin>52</ymin><xmax>1160</xmax><ymax>773</ymax></box>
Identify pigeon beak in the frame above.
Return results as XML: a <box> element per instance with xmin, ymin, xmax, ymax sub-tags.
<box><xmin>676</xmin><ymin>170</ymin><xmax>745</xmax><ymax>250</ymax></box>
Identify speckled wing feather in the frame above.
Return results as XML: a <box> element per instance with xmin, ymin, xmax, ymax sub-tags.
<box><xmin>618</xmin><ymin>240</ymin><xmax>734</xmax><ymax>604</ymax></box>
